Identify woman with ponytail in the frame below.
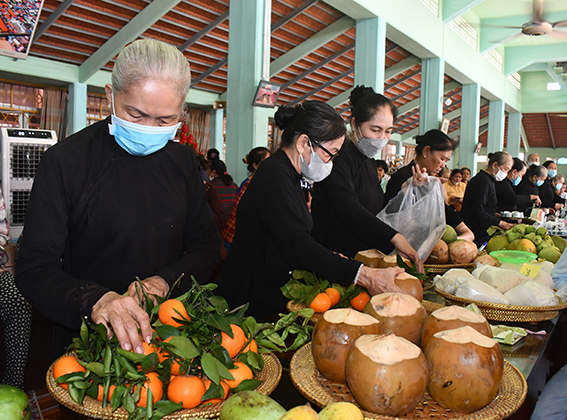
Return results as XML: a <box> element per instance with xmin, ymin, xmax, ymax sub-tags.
<box><xmin>311</xmin><ymin>85</ymin><xmax>423</xmax><ymax>270</ymax></box>
<box><xmin>209</xmin><ymin>159</ymin><xmax>238</xmax><ymax>224</ymax></box>
<box><xmin>215</xmin><ymin>100</ymin><xmax>405</xmax><ymax>319</ymax></box>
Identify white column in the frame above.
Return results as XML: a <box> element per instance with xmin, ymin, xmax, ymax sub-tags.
<box><xmin>354</xmin><ymin>17</ymin><xmax>386</xmax><ymax>92</ymax></box>
<box><xmin>68</xmin><ymin>82</ymin><xmax>87</xmax><ymax>135</ymax></box>
<box><xmin>460</xmin><ymin>83</ymin><xmax>481</xmax><ymax>174</ymax></box>
<box><xmin>419</xmin><ymin>58</ymin><xmax>444</xmax><ymax>134</ymax></box>
<box><xmin>487</xmin><ymin>100</ymin><xmax>505</xmax><ymax>154</ymax></box>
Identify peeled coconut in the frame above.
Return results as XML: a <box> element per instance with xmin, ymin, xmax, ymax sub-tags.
<box><xmin>345</xmin><ymin>334</ymin><xmax>428</xmax><ymax>416</ymax></box>
<box><xmin>354</xmin><ymin>249</ymin><xmax>386</xmax><ymax>268</ymax></box>
<box><xmin>425</xmin><ymin>326</ymin><xmax>504</xmax><ymax>414</ymax></box>
<box><xmin>421</xmin><ymin>306</ymin><xmax>491</xmax><ymax>350</ymax></box>
<box><xmin>363</xmin><ymin>293</ymin><xmax>427</xmax><ymax>345</ymax></box>
<box><xmin>448</xmin><ymin>240</ymin><xmax>478</xmax><ymax>264</ymax></box>
<box><xmin>311</xmin><ymin>308</ymin><xmax>382</xmax><ymax>382</ymax></box>
<box><xmin>377</xmin><ymin>254</ymin><xmax>411</xmax><ymax>268</ymax></box>
<box><xmin>425</xmin><ymin>240</ymin><xmax>449</xmax><ymax>264</ymax></box>
<box><xmin>394</xmin><ymin>272</ymin><xmax>423</xmax><ymax>301</ymax></box>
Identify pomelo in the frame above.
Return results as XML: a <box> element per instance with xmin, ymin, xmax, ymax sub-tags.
<box><xmin>0</xmin><ymin>385</ymin><xmax>30</xmax><ymax>420</ymax></box>
<box><xmin>486</xmin><ymin>235</ymin><xmax>509</xmax><ymax>254</ymax></box>
<box><xmin>507</xmin><ymin>238</ymin><xmax>536</xmax><ymax>254</ymax></box>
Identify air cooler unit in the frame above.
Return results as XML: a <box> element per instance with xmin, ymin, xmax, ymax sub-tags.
<box><xmin>0</xmin><ymin>128</ymin><xmax>57</xmax><ymax>240</ymax></box>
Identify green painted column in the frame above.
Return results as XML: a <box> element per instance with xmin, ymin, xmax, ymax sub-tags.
<box><xmin>226</xmin><ymin>0</ymin><xmax>271</xmax><ymax>184</ymax></box>
<box><xmin>419</xmin><ymin>58</ymin><xmax>444</xmax><ymax>135</ymax></box>
<box><xmin>487</xmin><ymin>100</ymin><xmax>505</xmax><ymax>154</ymax></box>
<box><xmin>507</xmin><ymin>112</ymin><xmax>522</xmax><ymax>157</ymax></box>
<box><xmin>210</xmin><ymin>108</ymin><xmax>225</xmax><ymax>159</ymax></box>
<box><xmin>68</xmin><ymin>82</ymin><xmax>87</xmax><ymax>135</ymax></box>
<box><xmin>460</xmin><ymin>83</ymin><xmax>480</xmax><ymax>174</ymax></box>
<box><xmin>354</xmin><ymin>17</ymin><xmax>386</xmax><ymax>92</ymax></box>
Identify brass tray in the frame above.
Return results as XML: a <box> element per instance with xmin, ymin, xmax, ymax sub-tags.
<box><xmin>434</xmin><ymin>287</ymin><xmax>567</xmax><ymax>323</ymax></box>
<box><xmin>290</xmin><ymin>343</ymin><xmax>526</xmax><ymax>420</ymax></box>
<box><xmin>47</xmin><ymin>352</ymin><xmax>282</xmax><ymax>420</ymax></box>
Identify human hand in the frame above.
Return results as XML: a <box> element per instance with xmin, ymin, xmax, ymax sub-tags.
<box><xmin>127</xmin><ymin>276</ymin><xmax>169</xmax><ymax>306</ymax></box>
<box><xmin>531</xmin><ymin>195</ymin><xmax>542</xmax><ymax>206</ymax></box>
<box><xmin>390</xmin><ymin>233</ymin><xmax>424</xmax><ymax>273</ymax></box>
<box><xmin>411</xmin><ymin>164</ymin><xmax>428</xmax><ymax>187</ymax></box>
<box><xmin>499</xmin><ymin>220</ymin><xmax>515</xmax><ymax>230</ymax></box>
<box><xmin>91</xmin><ymin>292</ymin><xmax>152</xmax><ymax>353</ymax></box>
<box><xmin>555</xmin><ymin>203</ymin><xmax>564</xmax><ymax>211</ymax></box>
<box><xmin>357</xmin><ymin>266</ymin><xmax>405</xmax><ymax>295</ymax></box>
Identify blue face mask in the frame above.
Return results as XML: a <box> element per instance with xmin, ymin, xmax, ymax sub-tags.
<box><xmin>108</xmin><ymin>93</ymin><xmax>180</xmax><ymax>156</ymax></box>
<box><xmin>548</xmin><ymin>169</ymin><xmax>557</xmax><ymax>178</ymax></box>
<box><xmin>512</xmin><ymin>176</ymin><xmax>522</xmax><ymax>186</ymax></box>
<box><xmin>535</xmin><ymin>179</ymin><xmax>544</xmax><ymax>187</ymax></box>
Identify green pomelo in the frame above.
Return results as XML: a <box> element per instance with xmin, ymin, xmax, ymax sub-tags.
<box><xmin>219</xmin><ymin>391</ymin><xmax>286</xmax><ymax>420</ymax></box>
<box><xmin>507</xmin><ymin>238</ymin><xmax>537</xmax><ymax>254</ymax></box>
<box><xmin>0</xmin><ymin>385</ymin><xmax>30</xmax><ymax>420</ymax></box>
<box><xmin>538</xmin><ymin>247</ymin><xmax>561</xmax><ymax>263</ymax></box>
<box><xmin>441</xmin><ymin>225</ymin><xmax>458</xmax><ymax>244</ymax></box>
<box><xmin>552</xmin><ymin>235</ymin><xmax>567</xmax><ymax>253</ymax></box>
<box><xmin>486</xmin><ymin>236</ymin><xmax>509</xmax><ymax>254</ymax></box>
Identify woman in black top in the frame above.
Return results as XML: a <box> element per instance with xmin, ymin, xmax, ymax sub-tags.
<box><xmin>385</xmin><ymin>130</ymin><xmax>474</xmax><ymax>242</ymax></box>
<box><xmin>495</xmin><ymin>158</ymin><xmax>533</xmax><ymax>213</ymax></box>
<box><xmin>310</xmin><ymin>86</ymin><xmax>422</xmax><ymax>270</ymax></box>
<box><xmin>215</xmin><ymin>101</ymin><xmax>404</xmax><ymax>319</ymax></box>
<box><xmin>540</xmin><ymin>161</ymin><xmax>565</xmax><ymax>212</ymax></box>
<box><xmin>516</xmin><ymin>165</ymin><xmax>547</xmax><ymax>212</ymax></box>
<box><xmin>461</xmin><ymin>152</ymin><xmax>515</xmax><ymax>246</ymax></box>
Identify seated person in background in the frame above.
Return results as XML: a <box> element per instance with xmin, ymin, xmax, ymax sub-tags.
<box><xmin>375</xmin><ymin>159</ymin><xmax>390</xmax><ymax>192</ymax></box>
<box><xmin>516</xmin><ymin>164</ymin><xmax>548</xmax><ymax>213</ymax></box>
<box><xmin>237</xmin><ymin>147</ymin><xmax>271</xmax><ymax>192</ymax></box>
<box><xmin>526</xmin><ymin>152</ymin><xmax>540</xmax><ymax>167</ymax></box>
<box><xmin>461</xmin><ymin>152</ymin><xmax>515</xmax><ymax>246</ymax></box>
<box><xmin>438</xmin><ymin>166</ymin><xmax>450</xmax><ymax>205</ymax></box>
<box><xmin>386</xmin><ymin>130</ymin><xmax>474</xmax><ymax>243</ymax></box>
<box><xmin>540</xmin><ymin>161</ymin><xmax>565</xmax><ymax>211</ymax></box>
<box><xmin>16</xmin><ymin>39</ymin><xmax>220</xmax><ymax>358</ymax></box>
<box><xmin>445</xmin><ymin>169</ymin><xmax>467</xmax><ymax>212</ymax></box>
<box><xmin>461</xmin><ymin>166</ymin><xmax>471</xmax><ymax>184</ymax></box>
<box><xmin>495</xmin><ymin>158</ymin><xmax>534</xmax><ymax>214</ymax></box>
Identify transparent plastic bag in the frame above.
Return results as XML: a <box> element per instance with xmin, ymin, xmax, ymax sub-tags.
<box><xmin>377</xmin><ymin>176</ymin><xmax>446</xmax><ymax>260</ymax></box>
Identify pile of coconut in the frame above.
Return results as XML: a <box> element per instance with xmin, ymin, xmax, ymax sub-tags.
<box><xmin>433</xmin><ymin>262</ymin><xmax>559</xmax><ymax>307</ymax></box>
<box><xmin>311</xmin><ymin>299</ymin><xmax>503</xmax><ymax>416</ymax></box>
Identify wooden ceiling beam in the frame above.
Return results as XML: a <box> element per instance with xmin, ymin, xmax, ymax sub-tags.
<box><xmin>546</xmin><ymin>113</ymin><xmax>557</xmax><ymax>149</ymax></box>
<box><xmin>289</xmin><ymin>67</ymin><xmax>354</xmax><ymax>106</ymax></box>
<box><xmin>178</xmin><ymin>11</ymin><xmax>229</xmax><ymax>52</ymax></box>
<box><xmin>33</xmin><ymin>0</ymin><xmax>77</xmax><ymax>43</ymax></box>
<box><xmin>272</xmin><ymin>0</ymin><xmax>319</xmax><ymax>32</ymax></box>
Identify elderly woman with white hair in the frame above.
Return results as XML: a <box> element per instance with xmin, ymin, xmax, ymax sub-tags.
<box><xmin>16</xmin><ymin>39</ymin><xmax>221</xmax><ymax>358</ymax></box>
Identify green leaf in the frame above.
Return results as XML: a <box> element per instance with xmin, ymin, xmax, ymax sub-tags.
<box><xmin>56</xmin><ymin>371</ymin><xmax>88</xmax><ymax>384</ymax></box>
<box><xmin>67</xmin><ymin>382</ymin><xmax>84</xmax><ymax>404</ymax></box>
<box><xmin>150</xmin><ymin>401</ymin><xmax>183</xmax><ymax>420</ymax></box>
<box><xmin>200</xmin><ymin>352</ymin><xmax>220</xmax><ymax>384</ymax></box>
<box><xmin>210</xmin><ymin>347</ymin><xmax>233</xmax><ymax>366</ymax></box>
<box><xmin>208</xmin><ymin>295</ymin><xmax>229</xmax><ymax>314</ymax></box>
<box><xmin>232</xmin><ymin>378</ymin><xmax>262</xmax><ymax>393</ymax></box>
<box><xmin>111</xmin><ymin>385</ymin><xmax>128</xmax><ymax>411</ymax></box>
<box><xmin>201</xmin><ymin>381</ymin><xmax>224</xmax><ymax>401</ymax></box>
<box><xmin>238</xmin><ymin>351</ymin><xmax>263</xmax><ymax>372</ymax></box>
<box><xmin>123</xmin><ymin>391</ymin><xmax>136</xmax><ymax>413</ymax></box>
<box><xmin>72</xmin><ymin>380</ymin><xmax>92</xmax><ymax>390</ymax></box>
<box><xmin>205</xmin><ymin>314</ymin><xmax>231</xmax><ymax>335</ymax></box>
<box><xmin>103</xmin><ymin>345</ymin><xmax>113</xmax><ymax>374</ymax></box>
<box><xmin>304</xmin><ymin>286</ymin><xmax>321</xmax><ymax>306</ymax></box>
<box><xmin>166</xmin><ymin>336</ymin><xmax>199</xmax><ymax>360</ymax></box>
<box><xmin>85</xmin><ymin>381</ymin><xmax>99</xmax><ymax>400</ymax></box>
<box><xmin>92</xmin><ymin>322</ymin><xmax>109</xmax><ymax>341</ymax></box>
<box><xmin>82</xmin><ymin>361</ymin><xmax>105</xmax><ymax>378</ymax></box>
<box><xmin>292</xmin><ymin>269</ymin><xmax>306</xmax><ymax>280</ymax></box>
<box><xmin>154</xmin><ymin>325</ymin><xmax>180</xmax><ymax>340</ymax></box>
<box><xmin>80</xmin><ymin>320</ymin><xmax>89</xmax><ymax>345</ymax></box>
<box><xmin>265</xmin><ymin>332</ymin><xmax>286</xmax><ymax>348</ymax></box>
<box><xmin>140</xmin><ymin>352</ymin><xmax>159</xmax><ymax>373</ymax></box>
<box><xmin>116</xmin><ymin>347</ymin><xmax>146</xmax><ymax>364</ymax></box>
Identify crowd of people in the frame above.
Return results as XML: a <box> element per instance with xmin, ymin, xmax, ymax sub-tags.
<box><xmin>3</xmin><ymin>39</ymin><xmax>566</xmax><ymax>410</ymax></box>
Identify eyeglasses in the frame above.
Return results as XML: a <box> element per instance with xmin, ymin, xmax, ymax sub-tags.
<box><xmin>310</xmin><ymin>138</ymin><xmax>339</xmax><ymax>162</ymax></box>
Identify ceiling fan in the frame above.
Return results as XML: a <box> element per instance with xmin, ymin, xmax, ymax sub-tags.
<box><xmin>493</xmin><ymin>0</ymin><xmax>567</xmax><ymax>44</ymax></box>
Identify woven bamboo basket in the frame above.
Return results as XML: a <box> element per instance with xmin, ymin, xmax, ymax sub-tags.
<box><xmin>435</xmin><ymin>287</ymin><xmax>567</xmax><ymax>323</ymax></box>
<box><xmin>290</xmin><ymin>343</ymin><xmax>526</xmax><ymax>420</ymax></box>
<box><xmin>424</xmin><ymin>262</ymin><xmax>474</xmax><ymax>274</ymax></box>
<box><xmin>46</xmin><ymin>352</ymin><xmax>282</xmax><ymax>420</ymax></box>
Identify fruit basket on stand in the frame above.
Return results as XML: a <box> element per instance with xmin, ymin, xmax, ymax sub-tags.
<box><xmin>290</xmin><ymin>342</ymin><xmax>527</xmax><ymax>420</ymax></box>
<box><xmin>434</xmin><ymin>287</ymin><xmax>567</xmax><ymax>323</ymax></box>
<box><xmin>47</xmin><ymin>351</ymin><xmax>282</xmax><ymax>420</ymax></box>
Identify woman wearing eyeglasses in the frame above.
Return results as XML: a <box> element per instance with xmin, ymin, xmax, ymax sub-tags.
<box><xmin>310</xmin><ymin>86</ymin><xmax>423</xmax><ymax>271</ymax></box>
<box><xmin>215</xmin><ymin>101</ymin><xmax>404</xmax><ymax>319</ymax></box>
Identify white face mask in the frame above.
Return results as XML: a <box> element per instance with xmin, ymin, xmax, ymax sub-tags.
<box><xmin>528</xmin><ymin>161</ymin><xmax>540</xmax><ymax>166</ymax></box>
<box><xmin>300</xmin><ymin>140</ymin><xmax>333</xmax><ymax>183</ymax></box>
<box><xmin>494</xmin><ymin>168</ymin><xmax>507</xmax><ymax>182</ymax></box>
<box><xmin>355</xmin><ymin>126</ymin><xmax>389</xmax><ymax>158</ymax></box>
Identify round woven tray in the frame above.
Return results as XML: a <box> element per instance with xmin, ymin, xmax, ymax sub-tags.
<box><xmin>47</xmin><ymin>352</ymin><xmax>282</xmax><ymax>420</ymax></box>
<box><xmin>286</xmin><ymin>300</ymin><xmax>443</xmax><ymax>324</ymax></box>
<box><xmin>424</xmin><ymin>262</ymin><xmax>474</xmax><ymax>274</ymax></box>
<box><xmin>434</xmin><ymin>287</ymin><xmax>567</xmax><ymax>323</ymax></box>
<box><xmin>290</xmin><ymin>342</ymin><xmax>526</xmax><ymax>420</ymax></box>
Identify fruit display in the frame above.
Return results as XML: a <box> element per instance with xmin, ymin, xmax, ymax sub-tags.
<box><xmin>50</xmin><ymin>277</ymin><xmax>312</xmax><ymax>420</ymax></box>
<box><xmin>486</xmin><ymin>223</ymin><xmax>566</xmax><ymax>263</ymax></box>
<box><xmin>426</xmin><ymin>225</ymin><xmax>478</xmax><ymax>265</ymax></box>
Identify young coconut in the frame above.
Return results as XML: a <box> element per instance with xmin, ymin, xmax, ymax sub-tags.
<box><xmin>421</xmin><ymin>306</ymin><xmax>491</xmax><ymax>350</ymax></box>
<box><xmin>363</xmin><ymin>293</ymin><xmax>427</xmax><ymax>345</ymax></box>
<box><xmin>394</xmin><ymin>272</ymin><xmax>423</xmax><ymax>301</ymax></box>
<box><xmin>448</xmin><ymin>240</ymin><xmax>478</xmax><ymax>264</ymax></box>
<box><xmin>312</xmin><ymin>308</ymin><xmax>382</xmax><ymax>382</ymax></box>
<box><xmin>345</xmin><ymin>334</ymin><xmax>428</xmax><ymax>416</ymax></box>
<box><xmin>377</xmin><ymin>254</ymin><xmax>411</xmax><ymax>268</ymax></box>
<box><xmin>425</xmin><ymin>326</ymin><xmax>504</xmax><ymax>414</ymax></box>
<box><xmin>425</xmin><ymin>240</ymin><xmax>449</xmax><ymax>264</ymax></box>
<box><xmin>354</xmin><ymin>249</ymin><xmax>386</xmax><ymax>268</ymax></box>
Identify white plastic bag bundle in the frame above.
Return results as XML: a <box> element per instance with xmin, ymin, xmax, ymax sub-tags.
<box><xmin>433</xmin><ymin>268</ymin><xmax>475</xmax><ymax>294</ymax></box>
<box><xmin>504</xmin><ymin>280</ymin><xmax>558</xmax><ymax>307</ymax></box>
<box><xmin>455</xmin><ymin>279</ymin><xmax>511</xmax><ymax>305</ymax></box>
<box><xmin>377</xmin><ymin>176</ymin><xmax>445</xmax><ymax>261</ymax></box>
<box><xmin>476</xmin><ymin>266</ymin><xmax>528</xmax><ymax>293</ymax></box>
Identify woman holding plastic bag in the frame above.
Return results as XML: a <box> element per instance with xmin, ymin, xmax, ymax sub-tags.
<box><xmin>310</xmin><ymin>86</ymin><xmax>423</xmax><ymax>272</ymax></box>
<box><xmin>385</xmin><ymin>130</ymin><xmax>475</xmax><ymax>249</ymax></box>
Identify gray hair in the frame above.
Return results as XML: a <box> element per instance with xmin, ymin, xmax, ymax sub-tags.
<box><xmin>112</xmin><ymin>39</ymin><xmax>191</xmax><ymax>99</ymax></box>
<box><xmin>487</xmin><ymin>151</ymin><xmax>512</xmax><ymax>167</ymax></box>
<box><xmin>553</xmin><ymin>174</ymin><xmax>565</xmax><ymax>183</ymax></box>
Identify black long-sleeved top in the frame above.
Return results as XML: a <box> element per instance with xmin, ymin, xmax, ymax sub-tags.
<box><xmin>215</xmin><ymin>150</ymin><xmax>361</xmax><ymax>319</ymax></box>
<box><xmin>385</xmin><ymin>162</ymin><xmax>462</xmax><ymax>229</ymax></box>
<box><xmin>310</xmin><ymin>140</ymin><xmax>397</xmax><ymax>258</ymax></box>
<box><xmin>16</xmin><ymin>118</ymin><xmax>221</xmax><ymax>352</ymax></box>
<box><xmin>540</xmin><ymin>179</ymin><xmax>565</xmax><ymax>208</ymax></box>
<box><xmin>461</xmin><ymin>170</ymin><xmax>501</xmax><ymax>246</ymax></box>
<box><xmin>495</xmin><ymin>177</ymin><xmax>532</xmax><ymax>213</ymax></box>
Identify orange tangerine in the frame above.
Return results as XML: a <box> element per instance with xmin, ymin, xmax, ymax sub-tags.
<box><xmin>309</xmin><ymin>292</ymin><xmax>332</xmax><ymax>313</ymax></box>
<box><xmin>201</xmin><ymin>379</ymin><xmax>230</xmax><ymax>404</ymax></box>
<box><xmin>52</xmin><ymin>355</ymin><xmax>86</xmax><ymax>390</ymax></box>
<box><xmin>135</xmin><ymin>372</ymin><xmax>163</xmax><ymax>407</ymax></box>
<box><xmin>350</xmin><ymin>291</ymin><xmax>370</xmax><ymax>311</ymax></box>
<box><xmin>167</xmin><ymin>375</ymin><xmax>206</xmax><ymax>409</ymax></box>
<box><xmin>158</xmin><ymin>299</ymin><xmax>190</xmax><ymax>328</ymax></box>
<box><xmin>325</xmin><ymin>287</ymin><xmax>341</xmax><ymax>307</ymax></box>
<box><xmin>225</xmin><ymin>362</ymin><xmax>253</xmax><ymax>389</ymax></box>
<box><xmin>221</xmin><ymin>325</ymin><xmax>246</xmax><ymax>359</ymax></box>
<box><xmin>242</xmin><ymin>339</ymin><xmax>258</xmax><ymax>354</ymax></box>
